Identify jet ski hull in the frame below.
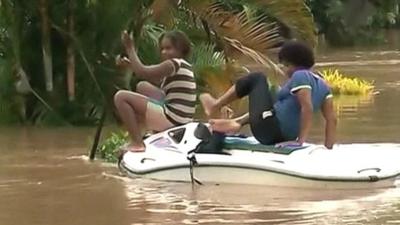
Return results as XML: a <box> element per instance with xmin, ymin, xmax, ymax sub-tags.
<box><xmin>118</xmin><ymin>123</ymin><xmax>400</xmax><ymax>189</ymax></box>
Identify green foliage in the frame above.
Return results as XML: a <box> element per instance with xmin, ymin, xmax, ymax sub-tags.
<box><xmin>0</xmin><ymin>57</ymin><xmax>21</xmax><ymax>123</ymax></box>
<box><xmin>191</xmin><ymin>43</ymin><xmax>225</xmax><ymax>72</ymax></box>
<box><xmin>221</xmin><ymin>0</ymin><xmax>317</xmax><ymax>46</ymax></box>
<box><xmin>0</xmin><ymin>0</ymin><xmax>317</xmax><ymax>125</ymax></box>
<box><xmin>98</xmin><ymin>131</ymin><xmax>128</xmax><ymax>163</ymax></box>
<box><xmin>0</xmin><ymin>0</ymin><xmax>161</xmax><ymax>125</ymax></box>
<box><xmin>307</xmin><ymin>0</ymin><xmax>400</xmax><ymax>46</ymax></box>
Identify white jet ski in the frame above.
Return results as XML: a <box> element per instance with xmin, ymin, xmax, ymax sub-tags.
<box><xmin>118</xmin><ymin>122</ymin><xmax>400</xmax><ymax>189</ymax></box>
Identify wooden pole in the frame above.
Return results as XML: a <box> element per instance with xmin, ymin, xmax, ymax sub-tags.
<box><xmin>89</xmin><ymin>106</ymin><xmax>107</xmax><ymax>160</ymax></box>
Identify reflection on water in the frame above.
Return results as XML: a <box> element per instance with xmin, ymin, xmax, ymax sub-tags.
<box><xmin>333</xmin><ymin>94</ymin><xmax>375</xmax><ymax>117</ymax></box>
<box><xmin>118</xmin><ymin>176</ymin><xmax>400</xmax><ymax>224</ymax></box>
<box><xmin>1</xmin><ymin>49</ymin><xmax>400</xmax><ymax>225</ymax></box>
<box><xmin>115</xmin><ymin>173</ymin><xmax>400</xmax><ymax>224</ymax></box>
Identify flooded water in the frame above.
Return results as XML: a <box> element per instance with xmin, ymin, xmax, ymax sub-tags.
<box><xmin>1</xmin><ymin>49</ymin><xmax>400</xmax><ymax>225</ymax></box>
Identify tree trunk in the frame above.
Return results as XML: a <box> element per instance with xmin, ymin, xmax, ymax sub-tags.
<box><xmin>67</xmin><ymin>0</ymin><xmax>76</xmax><ymax>101</ymax></box>
<box><xmin>39</xmin><ymin>0</ymin><xmax>53</xmax><ymax>92</ymax></box>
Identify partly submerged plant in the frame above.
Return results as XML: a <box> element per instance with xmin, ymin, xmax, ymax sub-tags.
<box><xmin>98</xmin><ymin>131</ymin><xmax>128</xmax><ymax>163</ymax></box>
<box><xmin>319</xmin><ymin>69</ymin><xmax>374</xmax><ymax>95</ymax></box>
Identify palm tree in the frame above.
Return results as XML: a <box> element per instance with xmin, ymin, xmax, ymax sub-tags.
<box><xmin>150</xmin><ymin>0</ymin><xmax>316</xmax><ymax>78</ymax></box>
<box><xmin>149</xmin><ymin>0</ymin><xmax>316</xmax><ymax>114</ymax></box>
<box><xmin>39</xmin><ymin>0</ymin><xmax>53</xmax><ymax>92</ymax></box>
<box><xmin>66</xmin><ymin>0</ymin><xmax>76</xmax><ymax>101</ymax></box>
<box><xmin>155</xmin><ymin>1</ymin><xmax>315</xmax><ymax>50</ymax></box>
<box><xmin>0</xmin><ymin>0</ymin><xmax>29</xmax><ymax>121</ymax></box>
<box><xmin>0</xmin><ymin>0</ymin><xmax>317</xmax><ymax>125</ymax></box>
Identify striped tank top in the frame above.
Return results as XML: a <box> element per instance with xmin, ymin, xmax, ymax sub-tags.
<box><xmin>161</xmin><ymin>58</ymin><xmax>196</xmax><ymax>125</ymax></box>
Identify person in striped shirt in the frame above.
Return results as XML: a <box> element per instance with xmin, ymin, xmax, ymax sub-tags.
<box><xmin>114</xmin><ymin>30</ymin><xmax>196</xmax><ymax>152</ymax></box>
<box><xmin>201</xmin><ymin>41</ymin><xmax>337</xmax><ymax>149</ymax></box>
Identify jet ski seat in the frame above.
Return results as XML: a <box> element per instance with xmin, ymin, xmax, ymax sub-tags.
<box><xmin>223</xmin><ymin>136</ymin><xmax>306</xmax><ymax>154</ymax></box>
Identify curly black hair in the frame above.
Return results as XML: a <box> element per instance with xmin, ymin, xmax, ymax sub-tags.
<box><xmin>278</xmin><ymin>41</ymin><xmax>315</xmax><ymax>68</ymax></box>
<box><xmin>159</xmin><ymin>30</ymin><xmax>192</xmax><ymax>59</ymax></box>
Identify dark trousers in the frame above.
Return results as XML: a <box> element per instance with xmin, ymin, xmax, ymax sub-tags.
<box><xmin>235</xmin><ymin>72</ymin><xmax>284</xmax><ymax>145</ymax></box>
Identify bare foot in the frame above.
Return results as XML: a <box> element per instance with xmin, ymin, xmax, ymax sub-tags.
<box><xmin>199</xmin><ymin>93</ymin><xmax>233</xmax><ymax>119</ymax></box>
<box><xmin>122</xmin><ymin>143</ymin><xmax>145</xmax><ymax>152</ymax></box>
<box><xmin>220</xmin><ymin>106</ymin><xmax>234</xmax><ymax>119</ymax></box>
<box><xmin>209</xmin><ymin>119</ymin><xmax>241</xmax><ymax>134</ymax></box>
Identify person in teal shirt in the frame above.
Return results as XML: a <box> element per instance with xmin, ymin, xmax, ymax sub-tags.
<box><xmin>200</xmin><ymin>41</ymin><xmax>337</xmax><ymax>149</ymax></box>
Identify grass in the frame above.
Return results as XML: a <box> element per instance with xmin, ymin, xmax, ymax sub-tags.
<box><xmin>319</xmin><ymin>69</ymin><xmax>374</xmax><ymax>95</ymax></box>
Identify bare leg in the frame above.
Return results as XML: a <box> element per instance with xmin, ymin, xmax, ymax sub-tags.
<box><xmin>202</xmin><ymin>72</ymin><xmax>282</xmax><ymax>144</ymax></box>
<box><xmin>199</xmin><ymin>93</ymin><xmax>234</xmax><ymax>119</ymax></box>
<box><xmin>213</xmin><ymin>85</ymin><xmax>238</xmax><ymax>109</ymax></box>
<box><xmin>209</xmin><ymin>112</ymin><xmax>248</xmax><ymax>133</ymax></box>
<box><xmin>135</xmin><ymin>81</ymin><xmax>165</xmax><ymax>133</ymax></box>
<box><xmin>136</xmin><ymin>81</ymin><xmax>165</xmax><ymax>101</ymax></box>
<box><xmin>114</xmin><ymin>90</ymin><xmax>149</xmax><ymax>152</ymax></box>
<box><xmin>209</xmin><ymin>118</ymin><xmax>241</xmax><ymax>134</ymax></box>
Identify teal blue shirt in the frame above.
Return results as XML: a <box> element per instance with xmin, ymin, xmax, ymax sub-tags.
<box><xmin>274</xmin><ymin>70</ymin><xmax>332</xmax><ymax>140</ymax></box>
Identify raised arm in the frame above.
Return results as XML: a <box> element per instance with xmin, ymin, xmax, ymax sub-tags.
<box><xmin>121</xmin><ymin>31</ymin><xmax>176</xmax><ymax>84</ymax></box>
<box><xmin>321</xmin><ymin>97</ymin><xmax>337</xmax><ymax>149</ymax></box>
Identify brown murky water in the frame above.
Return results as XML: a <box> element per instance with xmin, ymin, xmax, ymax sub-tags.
<box><xmin>1</xmin><ymin>49</ymin><xmax>400</xmax><ymax>225</ymax></box>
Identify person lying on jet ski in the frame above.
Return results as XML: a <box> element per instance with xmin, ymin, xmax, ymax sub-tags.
<box><xmin>200</xmin><ymin>41</ymin><xmax>337</xmax><ymax>149</ymax></box>
<box><xmin>114</xmin><ymin>30</ymin><xmax>197</xmax><ymax>152</ymax></box>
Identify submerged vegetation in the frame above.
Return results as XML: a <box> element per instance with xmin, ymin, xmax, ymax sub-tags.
<box><xmin>320</xmin><ymin>69</ymin><xmax>375</xmax><ymax>95</ymax></box>
<box><xmin>98</xmin><ymin>131</ymin><xmax>127</xmax><ymax>163</ymax></box>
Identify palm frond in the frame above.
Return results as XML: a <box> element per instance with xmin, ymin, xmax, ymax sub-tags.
<box><xmin>173</xmin><ymin>7</ymin><xmax>211</xmax><ymax>43</ymax></box>
<box><xmin>150</xmin><ymin>0</ymin><xmax>180</xmax><ymax>28</ymax></box>
<box><xmin>242</xmin><ymin>4</ymin><xmax>259</xmax><ymax>20</ymax></box>
<box><xmin>223</xmin><ymin>37</ymin><xmax>283</xmax><ymax>77</ymax></box>
<box><xmin>191</xmin><ymin>42</ymin><xmax>225</xmax><ymax>71</ymax></box>
<box><xmin>199</xmin><ymin>63</ymin><xmax>250</xmax><ymax>116</ymax></box>
<box><xmin>246</xmin><ymin>0</ymin><xmax>317</xmax><ymax>47</ymax></box>
<box><xmin>140</xmin><ymin>23</ymin><xmax>165</xmax><ymax>46</ymax></box>
<box><xmin>185</xmin><ymin>2</ymin><xmax>283</xmax><ymax>75</ymax></box>
<box><xmin>204</xmin><ymin>2</ymin><xmax>282</xmax><ymax>52</ymax></box>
